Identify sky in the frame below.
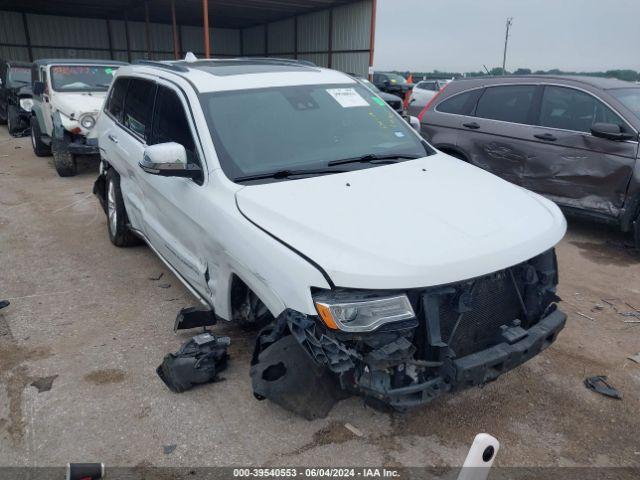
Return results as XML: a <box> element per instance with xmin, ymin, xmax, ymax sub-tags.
<box><xmin>373</xmin><ymin>0</ymin><xmax>640</xmax><ymax>73</ymax></box>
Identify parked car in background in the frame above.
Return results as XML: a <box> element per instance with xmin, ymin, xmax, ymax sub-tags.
<box><xmin>352</xmin><ymin>75</ymin><xmax>404</xmax><ymax>116</ymax></box>
<box><xmin>30</xmin><ymin>59</ymin><xmax>126</xmax><ymax>176</ymax></box>
<box><xmin>419</xmin><ymin>75</ymin><xmax>640</xmax><ymax>247</ymax></box>
<box><xmin>408</xmin><ymin>79</ymin><xmax>450</xmax><ymax>116</ymax></box>
<box><xmin>93</xmin><ymin>58</ymin><xmax>566</xmax><ymax>416</ymax></box>
<box><xmin>0</xmin><ymin>60</ymin><xmax>33</xmax><ymax>135</ymax></box>
<box><xmin>373</xmin><ymin>71</ymin><xmax>414</xmax><ymax>97</ymax></box>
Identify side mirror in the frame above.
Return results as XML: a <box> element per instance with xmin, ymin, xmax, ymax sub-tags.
<box><xmin>33</xmin><ymin>81</ymin><xmax>45</xmax><ymax>96</ymax></box>
<box><xmin>409</xmin><ymin>116</ymin><xmax>420</xmax><ymax>131</ymax></box>
<box><xmin>591</xmin><ymin>122</ymin><xmax>636</xmax><ymax>141</ymax></box>
<box><xmin>139</xmin><ymin>142</ymin><xmax>202</xmax><ymax>180</ymax></box>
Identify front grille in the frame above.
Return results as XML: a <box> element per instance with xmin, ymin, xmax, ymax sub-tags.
<box><xmin>426</xmin><ymin>269</ymin><xmax>526</xmax><ymax>358</ymax></box>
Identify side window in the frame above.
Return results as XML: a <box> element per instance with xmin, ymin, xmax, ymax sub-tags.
<box><xmin>106</xmin><ymin>78</ymin><xmax>129</xmax><ymax>123</ymax></box>
<box><xmin>538</xmin><ymin>86</ymin><xmax>627</xmax><ymax>133</ymax></box>
<box><xmin>123</xmin><ymin>78</ymin><xmax>156</xmax><ymax>140</ymax></box>
<box><xmin>436</xmin><ymin>89</ymin><xmax>482</xmax><ymax>115</ymax></box>
<box><xmin>151</xmin><ymin>86</ymin><xmax>197</xmax><ymax>163</ymax></box>
<box><xmin>475</xmin><ymin>85</ymin><xmax>536</xmax><ymax>124</ymax></box>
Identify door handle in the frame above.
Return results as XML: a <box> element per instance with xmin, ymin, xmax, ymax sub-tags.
<box><xmin>534</xmin><ymin>133</ymin><xmax>557</xmax><ymax>141</ymax></box>
<box><xmin>462</xmin><ymin>122</ymin><xmax>480</xmax><ymax>129</ymax></box>
<box><xmin>107</xmin><ymin>134</ymin><xmax>118</xmax><ymax>144</ymax></box>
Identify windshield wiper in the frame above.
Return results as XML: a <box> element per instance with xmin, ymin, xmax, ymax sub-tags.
<box><xmin>234</xmin><ymin>168</ymin><xmax>346</xmax><ymax>182</ymax></box>
<box><xmin>327</xmin><ymin>153</ymin><xmax>421</xmax><ymax>167</ymax></box>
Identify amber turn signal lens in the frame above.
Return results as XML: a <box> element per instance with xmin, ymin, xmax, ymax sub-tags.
<box><xmin>315</xmin><ymin>302</ymin><xmax>338</xmax><ymax>330</ymax></box>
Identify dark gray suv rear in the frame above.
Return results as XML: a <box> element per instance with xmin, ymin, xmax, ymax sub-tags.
<box><xmin>419</xmin><ymin>75</ymin><xmax>640</xmax><ymax>247</ymax></box>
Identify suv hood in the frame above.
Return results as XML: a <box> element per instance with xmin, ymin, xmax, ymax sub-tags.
<box><xmin>235</xmin><ymin>153</ymin><xmax>566</xmax><ymax>289</ymax></box>
<box><xmin>54</xmin><ymin>92</ymin><xmax>106</xmax><ymax>118</ymax></box>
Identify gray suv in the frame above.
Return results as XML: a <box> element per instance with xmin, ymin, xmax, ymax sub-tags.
<box><xmin>419</xmin><ymin>75</ymin><xmax>640</xmax><ymax>247</ymax></box>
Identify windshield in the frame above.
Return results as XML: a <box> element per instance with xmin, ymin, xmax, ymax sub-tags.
<box><xmin>386</xmin><ymin>73</ymin><xmax>407</xmax><ymax>85</ymax></box>
<box><xmin>8</xmin><ymin>67</ymin><xmax>31</xmax><ymax>86</ymax></box>
<box><xmin>610</xmin><ymin>88</ymin><xmax>640</xmax><ymax>120</ymax></box>
<box><xmin>200</xmin><ymin>83</ymin><xmax>426</xmax><ymax>182</ymax></box>
<box><xmin>50</xmin><ymin>65</ymin><xmax>119</xmax><ymax>92</ymax></box>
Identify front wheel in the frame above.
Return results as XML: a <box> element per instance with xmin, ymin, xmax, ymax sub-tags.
<box><xmin>7</xmin><ymin>105</ymin><xmax>22</xmax><ymax>135</ymax></box>
<box><xmin>30</xmin><ymin>116</ymin><xmax>51</xmax><ymax>157</ymax></box>
<box><xmin>105</xmin><ymin>169</ymin><xmax>140</xmax><ymax>247</ymax></box>
<box><xmin>52</xmin><ymin>138</ymin><xmax>77</xmax><ymax>177</ymax></box>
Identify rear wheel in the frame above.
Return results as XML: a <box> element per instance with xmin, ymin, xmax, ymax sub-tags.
<box><xmin>106</xmin><ymin>168</ymin><xmax>140</xmax><ymax>247</ymax></box>
<box><xmin>30</xmin><ymin>116</ymin><xmax>51</xmax><ymax>157</ymax></box>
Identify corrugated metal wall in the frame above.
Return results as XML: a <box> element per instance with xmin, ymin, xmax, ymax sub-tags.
<box><xmin>0</xmin><ymin>10</ymin><xmax>242</xmax><ymax>62</ymax></box>
<box><xmin>0</xmin><ymin>1</ymin><xmax>372</xmax><ymax>75</ymax></box>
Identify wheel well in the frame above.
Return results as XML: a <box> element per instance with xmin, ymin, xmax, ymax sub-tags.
<box><xmin>438</xmin><ymin>147</ymin><xmax>469</xmax><ymax>162</ymax></box>
<box><xmin>230</xmin><ymin>274</ymin><xmax>248</xmax><ymax>314</ymax></box>
<box><xmin>229</xmin><ymin>274</ymin><xmax>276</xmax><ymax>330</ymax></box>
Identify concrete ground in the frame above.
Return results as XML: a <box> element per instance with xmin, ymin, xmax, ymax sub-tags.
<box><xmin>1</xmin><ymin>128</ymin><xmax>639</xmax><ymax>470</ymax></box>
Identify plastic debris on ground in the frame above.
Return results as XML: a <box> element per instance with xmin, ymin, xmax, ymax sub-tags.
<box><xmin>584</xmin><ymin>375</ymin><xmax>622</xmax><ymax>400</ymax></box>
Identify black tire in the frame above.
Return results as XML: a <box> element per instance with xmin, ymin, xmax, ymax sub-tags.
<box><xmin>52</xmin><ymin>137</ymin><xmax>77</xmax><ymax>177</ymax></box>
<box><xmin>105</xmin><ymin>168</ymin><xmax>140</xmax><ymax>247</ymax></box>
<box><xmin>7</xmin><ymin>105</ymin><xmax>22</xmax><ymax>135</ymax></box>
<box><xmin>30</xmin><ymin>116</ymin><xmax>51</xmax><ymax>157</ymax></box>
<box><xmin>0</xmin><ymin>105</ymin><xmax>7</xmax><ymax>125</ymax></box>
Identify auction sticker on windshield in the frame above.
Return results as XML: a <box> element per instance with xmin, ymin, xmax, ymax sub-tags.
<box><xmin>327</xmin><ymin>88</ymin><xmax>369</xmax><ymax>108</ymax></box>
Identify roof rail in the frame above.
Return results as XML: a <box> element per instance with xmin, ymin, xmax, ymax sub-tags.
<box><xmin>133</xmin><ymin>60</ymin><xmax>189</xmax><ymax>73</ymax></box>
<box><xmin>236</xmin><ymin>57</ymin><xmax>317</xmax><ymax>67</ymax></box>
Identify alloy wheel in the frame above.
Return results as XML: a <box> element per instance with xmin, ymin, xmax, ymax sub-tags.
<box><xmin>107</xmin><ymin>178</ymin><xmax>117</xmax><ymax>235</ymax></box>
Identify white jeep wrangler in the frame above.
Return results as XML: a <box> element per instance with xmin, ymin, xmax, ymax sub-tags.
<box><xmin>93</xmin><ymin>58</ymin><xmax>567</xmax><ymax>417</ymax></box>
<box><xmin>29</xmin><ymin>59</ymin><xmax>126</xmax><ymax>177</ymax></box>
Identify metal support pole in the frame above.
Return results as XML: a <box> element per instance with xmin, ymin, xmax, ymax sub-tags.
<box><xmin>124</xmin><ymin>13</ymin><xmax>131</xmax><ymax>63</ymax></box>
<box><xmin>502</xmin><ymin>17</ymin><xmax>513</xmax><ymax>74</ymax></box>
<box><xmin>171</xmin><ymin>0</ymin><xmax>179</xmax><ymax>59</ymax></box>
<box><xmin>327</xmin><ymin>8</ymin><xmax>333</xmax><ymax>68</ymax></box>
<box><xmin>368</xmin><ymin>0</ymin><xmax>377</xmax><ymax>80</ymax></box>
<box><xmin>106</xmin><ymin>19</ymin><xmax>114</xmax><ymax>60</ymax></box>
<box><xmin>144</xmin><ymin>1</ymin><xmax>151</xmax><ymax>59</ymax></box>
<box><xmin>202</xmin><ymin>0</ymin><xmax>210</xmax><ymax>58</ymax></box>
<box><xmin>264</xmin><ymin>23</ymin><xmax>268</xmax><ymax>56</ymax></box>
<box><xmin>293</xmin><ymin>16</ymin><xmax>298</xmax><ymax>59</ymax></box>
<box><xmin>21</xmin><ymin>13</ymin><xmax>33</xmax><ymax>62</ymax></box>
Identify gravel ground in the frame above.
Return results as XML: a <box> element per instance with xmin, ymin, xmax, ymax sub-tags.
<box><xmin>0</xmin><ymin>128</ymin><xmax>639</xmax><ymax>470</ymax></box>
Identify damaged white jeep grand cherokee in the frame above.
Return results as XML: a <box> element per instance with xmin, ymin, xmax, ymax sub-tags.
<box><xmin>94</xmin><ymin>58</ymin><xmax>567</xmax><ymax>418</ymax></box>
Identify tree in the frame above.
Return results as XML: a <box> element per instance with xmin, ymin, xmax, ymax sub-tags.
<box><xmin>513</xmin><ymin>68</ymin><xmax>531</xmax><ymax>75</ymax></box>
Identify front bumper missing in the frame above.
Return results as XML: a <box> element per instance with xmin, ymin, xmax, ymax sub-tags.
<box><xmin>357</xmin><ymin>309</ymin><xmax>566</xmax><ymax>407</ymax></box>
<box><xmin>252</xmin><ymin>307</ymin><xmax>565</xmax><ymax>413</ymax></box>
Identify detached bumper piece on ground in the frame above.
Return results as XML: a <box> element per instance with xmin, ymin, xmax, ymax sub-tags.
<box><xmin>251</xmin><ymin>250</ymin><xmax>566</xmax><ymax>418</ymax></box>
<box><xmin>157</xmin><ymin>330</ymin><xmax>230</xmax><ymax>393</ymax></box>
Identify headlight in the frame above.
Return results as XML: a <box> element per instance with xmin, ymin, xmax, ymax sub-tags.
<box><xmin>313</xmin><ymin>291</ymin><xmax>415</xmax><ymax>332</ymax></box>
<box><xmin>19</xmin><ymin>98</ymin><xmax>33</xmax><ymax>112</ymax></box>
<box><xmin>80</xmin><ymin>115</ymin><xmax>96</xmax><ymax>129</ymax></box>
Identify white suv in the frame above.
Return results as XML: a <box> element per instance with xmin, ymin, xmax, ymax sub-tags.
<box><xmin>94</xmin><ymin>58</ymin><xmax>567</xmax><ymax>416</ymax></box>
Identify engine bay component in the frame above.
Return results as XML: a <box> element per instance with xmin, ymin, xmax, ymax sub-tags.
<box><xmin>157</xmin><ymin>332</ymin><xmax>230</xmax><ymax>393</ymax></box>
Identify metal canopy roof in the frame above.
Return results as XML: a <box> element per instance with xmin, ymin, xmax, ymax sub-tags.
<box><xmin>1</xmin><ymin>0</ymin><xmax>358</xmax><ymax>28</ymax></box>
